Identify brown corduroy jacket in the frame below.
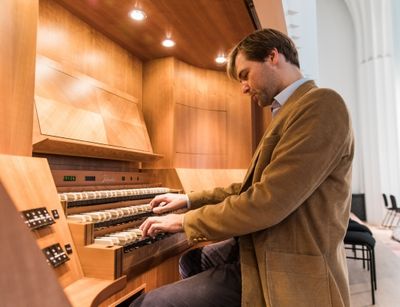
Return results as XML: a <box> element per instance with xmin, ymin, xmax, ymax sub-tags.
<box><xmin>183</xmin><ymin>80</ymin><xmax>354</xmax><ymax>307</ymax></box>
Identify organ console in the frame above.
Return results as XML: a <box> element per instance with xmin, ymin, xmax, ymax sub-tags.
<box><xmin>1</xmin><ymin>0</ymin><xmax>285</xmax><ymax>306</ymax></box>
<box><xmin>59</xmin><ymin>184</ymin><xmax>189</xmax><ymax>281</ymax></box>
<box><xmin>0</xmin><ymin>153</ymin><xmax>193</xmax><ymax>306</ymax></box>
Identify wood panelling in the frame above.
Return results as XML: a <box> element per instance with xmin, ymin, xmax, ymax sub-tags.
<box><xmin>142</xmin><ymin>58</ymin><xmax>176</xmax><ymax>168</ymax></box>
<box><xmin>53</xmin><ymin>0</ymin><xmax>256</xmax><ymax>71</ymax></box>
<box><xmin>33</xmin><ymin>56</ymin><xmax>159</xmax><ymax>162</ymax></box>
<box><xmin>0</xmin><ymin>168</ymin><xmax>70</xmax><ymax>307</ymax></box>
<box><xmin>0</xmin><ymin>155</ymin><xmax>83</xmax><ymax>288</ymax></box>
<box><xmin>253</xmin><ymin>0</ymin><xmax>287</xmax><ymax>32</ymax></box>
<box><xmin>0</xmin><ymin>0</ymin><xmax>37</xmax><ymax>156</ymax></box>
<box><xmin>0</xmin><ymin>154</ymin><xmax>128</xmax><ymax>306</ymax></box>
<box><xmin>175</xmin><ymin>104</ymin><xmax>227</xmax><ymax>155</ymax></box>
<box><xmin>99</xmin><ymin>254</ymin><xmax>183</xmax><ymax>306</ymax></box>
<box><xmin>38</xmin><ymin>0</ymin><xmax>142</xmax><ymax>101</ymax></box>
<box><xmin>175</xmin><ymin>168</ymin><xmax>248</xmax><ymax>194</ymax></box>
<box><xmin>143</xmin><ymin>57</ymin><xmax>252</xmax><ymax>169</ymax></box>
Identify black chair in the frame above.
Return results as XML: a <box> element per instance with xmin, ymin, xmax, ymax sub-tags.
<box><xmin>388</xmin><ymin>195</ymin><xmax>400</xmax><ymax>228</ymax></box>
<box><xmin>345</xmin><ymin>221</ymin><xmax>377</xmax><ymax>305</ymax></box>
<box><xmin>348</xmin><ymin>219</ymin><xmax>372</xmax><ymax>234</ymax></box>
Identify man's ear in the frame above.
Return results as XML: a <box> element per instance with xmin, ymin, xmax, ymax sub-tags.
<box><xmin>264</xmin><ymin>48</ymin><xmax>279</xmax><ymax>63</ymax></box>
<box><xmin>269</xmin><ymin>49</ymin><xmax>279</xmax><ymax>64</ymax></box>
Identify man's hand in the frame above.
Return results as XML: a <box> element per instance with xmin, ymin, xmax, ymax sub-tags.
<box><xmin>139</xmin><ymin>214</ymin><xmax>184</xmax><ymax>237</ymax></box>
<box><xmin>150</xmin><ymin>193</ymin><xmax>188</xmax><ymax>214</ymax></box>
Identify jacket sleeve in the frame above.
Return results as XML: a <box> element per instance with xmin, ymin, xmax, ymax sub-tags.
<box><xmin>188</xmin><ymin>182</ymin><xmax>242</xmax><ymax>210</ymax></box>
<box><xmin>183</xmin><ymin>90</ymin><xmax>353</xmax><ymax>242</ymax></box>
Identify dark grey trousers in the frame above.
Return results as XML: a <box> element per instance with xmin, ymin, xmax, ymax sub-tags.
<box><xmin>130</xmin><ymin>238</ymin><xmax>241</xmax><ymax>307</ymax></box>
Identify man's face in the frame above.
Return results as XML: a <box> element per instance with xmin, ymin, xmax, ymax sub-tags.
<box><xmin>235</xmin><ymin>51</ymin><xmax>279</xmax><ymax>107</ymax></box>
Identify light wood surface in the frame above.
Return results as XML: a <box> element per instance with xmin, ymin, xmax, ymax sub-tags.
<box><xmin>143</xmin><ymin>57</ymin><xmax>252</xmax><ymax>169</ymax></box>
<box><xmin>175</xmin><ymin>168</ymin><xmax>247</xmax><ymax>193</ymax></box>
<box><xmin>68</xmin><ymin>222</ymin><xmax>123</xmax><ymax>280</ymax></box>
<box><xmin>99</xmin><ymin>253</ymin><xmax>184</xmax><ymax>306</ymax></box>
<box><xmin>0</xmin><ymin>0</ymin><xmax>37</xmax><ymax>156</ymax></box>
<box><xmin>148</xmin><ymin>168</ymin><xmax>247</xmax><ymax>194</ymax></box>
<box><xmin>64</xmin><ymin>276</ymin><xmax>127</xmax><ymax>307</ymax></box>
<box><xmin>0</xmin><ymin>155</ymin><xmax>84</xmax><ymax>288</ymax></box>
<box><xmin>38</xmin><ymin>0</ymin><xmax>142</xmax><ymax>101</ymax></box>
<box><xmin>0</xmin><ymin>154</ymin><xmax>127</xmax><ymax>306</ymax></box>
<box><xmin>33</xmin><ymin>56</ymin><xmax>159</xmax><ymax>162</ymax></box>
<box><xmin>253</xmin><ymin>0</ymin><xmax>287</xmax><ymax>32</ymax></box>
<box><xmin>0</xmin><ymin>166</ymin><xmax>71</xmax><ymax>307</ymax></box>
<box><xmin>53</xmin><ymin>0</ymin><xmax>257</xmax><ymax>71</ymax></box>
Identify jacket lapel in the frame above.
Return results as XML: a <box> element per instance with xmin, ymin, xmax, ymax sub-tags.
<box><xmin>239</xmin><ymin>80</ymin><xmax>317</xmax><ymax>194</ymax></box>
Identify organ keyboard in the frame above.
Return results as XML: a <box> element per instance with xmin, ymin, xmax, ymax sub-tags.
<box><xmin>60</xmin><ymin>185</ymin><xmax>189</xmax><ymax>280</ymax></box>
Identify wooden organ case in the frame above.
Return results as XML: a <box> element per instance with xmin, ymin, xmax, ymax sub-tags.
<box><xmin>13</xmin><ymin>54</ymin><xmax>191</xmax><ymax>305</ymax></box>
<box><xmin>0</xmin><ymin>0</ymin><xmax>288</xmax><ymax>305</ymax></box>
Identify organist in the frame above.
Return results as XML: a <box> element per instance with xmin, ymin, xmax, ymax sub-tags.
<box><xmin>131</xmin><ymin>28</ymin><xmax>354</xmax><ymax>307</ymax></box>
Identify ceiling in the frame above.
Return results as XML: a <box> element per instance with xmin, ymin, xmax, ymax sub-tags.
<box><xmin>54</xmin><ymin>0</ymin><xmax>261</xmax><ymax>71</ymax></box>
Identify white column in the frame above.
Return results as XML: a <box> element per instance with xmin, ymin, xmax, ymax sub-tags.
<box><xmin>345</xmin><ymin>0</ymin><xmax>399</xmax><ymax>224</ymax></box>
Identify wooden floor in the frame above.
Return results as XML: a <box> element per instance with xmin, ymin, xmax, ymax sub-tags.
<box><xmin>349</xmin><ymin>225</ymin><xmax>400</xmax><ymax>306</ymax></box>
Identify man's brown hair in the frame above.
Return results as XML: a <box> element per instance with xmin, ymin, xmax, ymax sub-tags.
<box><xmin>227</xmin><ymin>28</ymin><xmax>300</xmax><ymax>80</ymax></box>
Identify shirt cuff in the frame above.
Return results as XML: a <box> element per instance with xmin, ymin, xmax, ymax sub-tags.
<box><xmin>185</xmin><ymin>194</ymin><xmax>191</xmax><ymax>209</ymax></box>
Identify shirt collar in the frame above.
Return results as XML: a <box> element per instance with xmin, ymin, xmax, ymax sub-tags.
<box><xmin>274</xmin><ymin>77</ymin><xmax>310</xmax><ymax>108</ymax></box>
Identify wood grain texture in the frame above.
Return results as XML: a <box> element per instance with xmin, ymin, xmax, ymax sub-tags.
<box><xmin>99</xmin><ymin>254</ymin><xmax>184</xmax><ymax>306</ymax></box>
<box><xmin>0</xmin><ymin>155</ymin><xmax>84</xmax><ymax>288</ymax></box>
<box><xmin>64</xmin><ymin>276</ymin><xmax>127</xmax><ymax>307</ymax></box>
<box><xmin>34</xmin><ymin>56</ymin><xmax>159</xmax><ymax>162</ymax></box>
<box><xmin>0</xmin><ymin>164</ymin><xmax>71</xmax><ymax>307</ymax></box>
<box><xmin>38</xmin><ymin>0</ymin><xmax>142</xmax><ymax>101</ymax></box>
<box><xmin>143</xmin><ymin>57</ymin><xmax>252</xmax><ymax>169</ymax></box>
<box><xmin>53</xmin><ymin>0</ymin><xmax>257</xmax><ymax>71</ymax></box>
<box><xmin>0</xmin><ymin>0</ymin><xmax>37</xmax><ymax>156</ymax></box>
<box><xmin>253</xmin><ymin>0</ymin><xmax>287</xmax><ymax>32</ymax></box>
<box><xmin>142</xmin><ymin>58</ymin><xmax>176</xmax><ymax>168</ymax></box>
<box><xmin>0</xmin><ymin>154</ymin><xmax>128</xmax><ymax>306</ymax></box>
<box><xmin>175</xmin><ymin>168</ymin><xmax>247</xmax><ymax>193</ymax></box>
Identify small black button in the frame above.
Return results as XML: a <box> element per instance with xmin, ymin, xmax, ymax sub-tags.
<box><xmin>65</xmin><ymin>244</ymin><xmax>73</xmax><ymax>254</ymax></box>
<box><xmin>51</xmin><ymin>209</ymin><xmax>60</xmax><ymax>219</ymax></box>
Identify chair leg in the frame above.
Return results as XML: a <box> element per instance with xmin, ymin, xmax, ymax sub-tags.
<box><xmin>396</xmin><ymin>214</ymin><xmax>400</xmax><ymax>227</ymax></box>
<box><xmin>362</xmin><ymin>246</ymin><xmax>366</xmax><ymax>269</ymax></box>
<box><xmin>371</xmin><ymin>248</ymin><xmax>377</xmax><ymax>290</ymax></box>
<box><xmin>381</xmin><ymin>210</ymin><xmax>391</xmax><ymax>226</ymax></box>
<box><xmin>368</xmin><ymin>247</ymin><xmax>375</xmax><ymax>305</ymax></box>
<box><xmin>388</xmin><ymin>212</ymin><xmax>398</xmax><ymax>228</ymax></box>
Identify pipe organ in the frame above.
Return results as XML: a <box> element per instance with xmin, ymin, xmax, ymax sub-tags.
<box><xmin>0</xmin><ymin>0</ymin><xmax>287</xmax><ymax>305</ymax></box>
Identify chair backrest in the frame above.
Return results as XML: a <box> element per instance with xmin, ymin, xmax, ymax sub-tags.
<box><xmin>383</xmin><ymin>193</ymin><xmax>389</xmax><ymax>208</ymax></box>
<box><xmin>390</xmin><ymin>194</ymin><xmax>398</xmax><ymax>210</ymax></box>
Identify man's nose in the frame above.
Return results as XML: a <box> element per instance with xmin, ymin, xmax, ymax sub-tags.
<box><xmin>241</xmin><ymin>83</ymin><xmax>250</xmax><ymax>94</ymax></box>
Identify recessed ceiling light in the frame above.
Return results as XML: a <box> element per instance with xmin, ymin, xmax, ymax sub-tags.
<box><xmin>129</xmin><ymin>9</ymin><xmax>146</xmax><ymax>21</ymax></box>
<box><xmin>215</xmin><ymin>55</ymin><xmax>227</xmax><ymax>64</ymax></box>
<box><xmin>162</xmin><ymin>38</ymin><xmax>175</xmax><ymax>48</ymax></box>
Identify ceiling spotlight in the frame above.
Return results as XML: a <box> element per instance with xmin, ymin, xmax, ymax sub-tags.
<box><xmin>129</xmin><ymin>9</ymin><xmax>146</xmax><ymax>21</ymax></box>
<box><xmin>215</xmin><ymin>54</ymin><xmax>227</xmax><ymax>64</ymax></box>
<box><xmin>162</xmin><ymin>38</ymin><xmax>175</xmax><ymax>48</ymax></box>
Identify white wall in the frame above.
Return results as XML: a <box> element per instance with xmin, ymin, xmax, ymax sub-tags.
<box><xmin>316</xmin><ymin>0</ymin><xmax>363</xmax><ymax>193</ymax></box>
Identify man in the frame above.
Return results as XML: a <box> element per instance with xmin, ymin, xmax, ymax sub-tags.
<box><xmin>132</xmin><ymin>28</ymin><xmax>354</xmax><ymax>307</ymax></box>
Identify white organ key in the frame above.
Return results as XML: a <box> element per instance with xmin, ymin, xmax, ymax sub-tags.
<box><xmin>86</xmin><ymin>212</ymin><xmax>103</xmax><ymax>222</ymax></box>
<box><xmin>118</xmin><ymin>232</ymin><xmax>137</xmax><ymax>242</ymax></box>
<box><xmin>58</xmin><ymin>194</ymin><xmax>68</xmax><ymax>201</ymax></box>
<box><xmin>67</xmin><ymin>214</ymin><xmax>93</xmax><ymax>222</ymax></box>
<box><xmin>127</xmin><ymin>228</ymin><xmax>143</xmax><ymax>238</ymax></box>
<box><xmin>103</xmin><ymin>236</ymin><xmax>119</xmax><ymax>244</ymax></box>
<box><xmin>67</xmin><ymin>214</ymin><xmax>86</xmax><ymax>222</ymax></box>
<box><xmin>108</xmin><ymin>233</ymin><xmax>130</xmax><ymax>244</ymax></box>
<box><xmin>94</xmin><ymin>237</ymin><xmax>115</xmax><ymax>246</ymax></box>
<box><xmin>106</xmin><ymin>209</ymin><xmax>121</xmax><ymax>219</ymax></box>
